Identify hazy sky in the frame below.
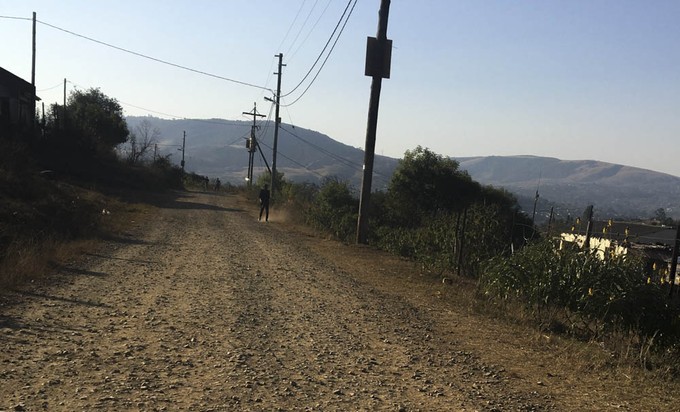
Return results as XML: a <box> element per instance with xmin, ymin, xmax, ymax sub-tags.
<box><xmin>2</xmin><ymin>1</ymin><xmax>680</xmax><ymax>176</ymax></box>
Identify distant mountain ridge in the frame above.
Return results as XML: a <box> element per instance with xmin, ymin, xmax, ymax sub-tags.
<box><xmin>126</xmin><ymin>116</ymin><xmax>679</xmax><ymax>220</ymax></box>
<box><xmin>455</xmin><ymin>156</ymin><xmax>680</xmax><ymax>220</ymax></box>
<box><xmin>126</xmin><ymin>116</ymin><xmax>398</xmax><ymax>190</ymax></box>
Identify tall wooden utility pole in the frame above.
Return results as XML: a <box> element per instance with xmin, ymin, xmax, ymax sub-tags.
<box><xmin>62</xmin><ymin>78</ymin><xmax>67</xmax><ymax>130</ymax></box>
<box><xmin>243</xmin><ymin>102</ymin><xmax>265</xmax><ymax>187</ymax></box>
<box><xmin>270</xmin><ymin>53</ymin><xmax>284</xmax><ymax>198</ymax></box>
<box><xmin>356</xmin><ymin>0</ymin><xmax>392</xmax><ymax>244</ymax></box>
<box><xmin>180</xmin><ymin>131</ymin><xmax>186</xmax><ymax>173</ymax></box>
<box><xmin>31</xmin><ymin>12</ymin><xmax>37</xmax><ymax>132</ymax></box>
<box><xmin>531</xmin><ymin>189</ymin><xmax>539</xmax><ymax>225</ymax></box>
<box><xmin>31</xmin><ymin>12</ymin><xmax>36</xmax><ymax>87</ymax></box>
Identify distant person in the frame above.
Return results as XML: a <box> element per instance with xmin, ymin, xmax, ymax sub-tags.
<box><xmin>258</xmin><ymin>184</ymin><xmax>270</xmax><ymax>222</ymax></box>
<box><xmin>214</xmin><ymin>178</ymin><xmax>221</xmax><ymax>192</ymax></box>
<box><xmin>204</xmin><ymin>176</ymin><xmax>209</xmax><ymax>191</ymax></box>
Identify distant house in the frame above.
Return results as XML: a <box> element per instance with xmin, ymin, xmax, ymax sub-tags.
<box><xmin>560</xmin><ymin>221</ymin><xmax>676</xmax><ymax>278</ymax></box>
<box><xmin>0</xmin><ymin>66</ymin><xmax>38</xmax><ymax>138</ymax></box>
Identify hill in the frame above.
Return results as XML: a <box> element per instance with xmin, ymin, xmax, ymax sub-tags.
<box><xmin>126</xmin><ymin>116</ymin><xmax>398</xmax><ymax>190</ymax></box>
<box><xmin>126</xmin><ymin>116</ymin><xmax>680</xmax><ymax>220</ymax></box>
<box><xmin>456</xmin><ymin>155</ymin><xmax>680</xmax><ymax>221</ymax></box>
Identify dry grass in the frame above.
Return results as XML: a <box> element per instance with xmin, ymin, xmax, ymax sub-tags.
<box><xmin>0</xmin><ymin>182</ymin><xmax>156</xmax><ymax>290</ymax></box>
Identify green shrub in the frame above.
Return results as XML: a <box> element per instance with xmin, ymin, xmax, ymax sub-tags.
<box><xmin>306</xmin><ymin>177</ymin><xmax>357</xmax><ymax>242</ymax></box>
<box><xmin>479</xmin><ymin>240</ymin><xmax>680</xmax><ymax>345</ymax></box>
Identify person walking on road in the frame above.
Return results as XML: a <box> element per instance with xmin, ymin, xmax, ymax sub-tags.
<box><xmin>258</xmin><ymin>184</ymin><xmax>270</xmax><ymax>222</ymax></box>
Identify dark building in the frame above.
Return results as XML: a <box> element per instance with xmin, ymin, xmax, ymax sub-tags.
<box><xmin>0</xmin><ymin>66</ymin><xmax>37</xmax><ymax>138</ymax></box>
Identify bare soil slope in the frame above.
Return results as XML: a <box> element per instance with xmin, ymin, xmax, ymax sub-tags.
<box><xmin>1</xmin><ymin>191</ymin><xmax>676</xmax><ymax>411</ymax></box>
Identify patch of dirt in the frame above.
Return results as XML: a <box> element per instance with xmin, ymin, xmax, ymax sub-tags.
<box><xmin>1</xmin><ymin>190</ymin><xmax>677</xmax><ymax>411</ymax></box>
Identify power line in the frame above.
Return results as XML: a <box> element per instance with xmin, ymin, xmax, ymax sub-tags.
<box><xmin>227</xmin><ymin>130</ymin><xmax>252</xmax><ymax>147</ymax></box>
<box><xmin>90</xmin><ymin>95</ymin><xmax>248</xmax><ymax>128</ymax></box>
<box><xmin>64</xmin><ymin>80</ymin><xmax>247</xmax><ymax>128</ymax></box>
<box><xmin>280</xmin><ymin>125</ymin><xmax>361</xmax><ymax>169</ymax></box>
<box><xmin>276</xmin><ymin>0</ymin><xmax>309</xmax><ymax>53</ymax></box>
<box><xmin>284</xmin><ymin>0</ymin><xmax>321</xmax><ymax>58</ymax></box>
<box><xmin>282</xmin><ymin>0</ymin><xmax>353</xmax><ymax>98</ymax></box>
<box><xmin>281</xmin><ymin>0</ymin><xmax>358</xmax><ymax>107</ymax></box>
<box><xmin>35</xmin><ymin>19</ymin><xmax>272</xmax><ymax>92</ymax></box>
<box><xmin>288</xmin><ymin>0</ymin><xmax>334</xmax><ymax>62</ymax></box>
<box><xmin>255</xmin><ymin>102</ymin><xmax>276</xmax><ymax>142</ymax></box>
<box><xmin>0</xmin><ymin>15</ymin><xmax>31</xmax><ymax>21</ymax></box>
<box><xmin>279</xmin><ymin>124</ymin><xmax>391</xmax><ymax>185</ymax></box>
<box><xmin>257</xmin><ymin>139</ymin><xmax>325</xmax><ymax>179</ymax></box>
<box><xmin>37</xmin><ymin>81</ymin><xmax>64</xmax><ymax>92</ymax></box>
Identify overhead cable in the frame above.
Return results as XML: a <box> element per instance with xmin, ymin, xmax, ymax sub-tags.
<box><xmin>276</xmin><ymin>0</ymin><xmax>309</xmax><ymax>53</ymax></box>
<box><xmin>257</xmin><ymin>139</ymin><xmax>325</xmax><ymax>179</ymax></box>
<box><xmin>288</xmin><ymin>0</ymin><xmax>334</xmax><ymax>62</ymax></box>
<box><xmin>284</xmin><ymin>0</ymin><xmax>321</xmax><ymax>58</ymax></box>
<box><xmin>281</xmin><ymin>0</ymin><xmax>357</xmax><ymax>107</ymax></box>
<box><xmin>35</xmin><ymin>19</ymin><xmax>272</xmax><ymax>92</ymax></box>
<box><xmin>281</xmin><ymin>0</ymin><xmax>354</xmax><ymax>98</ymax></box>
<box><xmin>0</xmin><ymin>15</ymin><xmax>31</xmax><ymax>21</ymax></box>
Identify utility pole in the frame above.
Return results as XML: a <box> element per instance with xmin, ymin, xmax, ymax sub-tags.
<box><xmin>181</xmin><ymin>131</ymin><xmax>186</xmax><ymax>173</ymax></box>
<box><xmin>31</xmin><ymin>12</ymin><xmax>36</xmax><ymax>87</ymax></box>
<box><xmin>531</xmin><ymin>189</ymin><xmax>539</xmax><ymax>225</ymax></box>
<box><xmin>356</xmin><ymin>0</ymin><xmax>392</xmax><ymax>244</ymax></box>
<box><xmin>31</xmin><ymin>12</ymin><xmax>37</xmax><ymax>133</ymax></box>
<box><xmin>243</xmin><ymin>102</ymin><xmax>265</xmax><ymax>187</ymax></box>
<box><xmin>62</xmin><ymin>78</ymin><xmax>66</xmax><ymax>130</ymax></box>
<box><xmin>270</xmin><ymin>53</ymin><xmax>284</xmax><ymax>198</ymax></box>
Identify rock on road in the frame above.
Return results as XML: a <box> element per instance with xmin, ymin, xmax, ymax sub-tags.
<box><xmin>0</xmin><ymin>191</ymin><xmax>675</xmax><ymax>411</ymax></box>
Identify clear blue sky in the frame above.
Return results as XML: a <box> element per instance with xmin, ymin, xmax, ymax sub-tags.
<box><xmin>2</xmin><ymin>1</ymin><xmax>679</xmax><ymax>176</ymax></box>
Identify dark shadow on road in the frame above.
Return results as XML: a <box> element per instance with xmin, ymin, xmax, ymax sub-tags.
<box><xmin>98</xmin><ymin>233</ymin><xmax>151</xmax><ymax>245</ymax></box>
<box><xmin>13</xmin><ymin>290</ymin><xmax>111</xmax><ymax>308</ymax></box>
<box><xmin>84</xmin><ymin>253</ymin><xmax>158</xmax><ymax>265</ymax></box>
<box><xmin>163</xmin><ymin>201</ymin><xmax>244</xmax><ymax>212</ymax></box>
<box><xmin>101</xmin><ymin>188</ymin><xmax>245</xmax><ymax>212</ymax></box>
<box><xmin>58</xmin><ymin>266</ymin><xmax>109</xmax><ymax>277</ymax></box>
<box><xmin>0</xmin><ymin>315</ymin><xmax>26</xmax><ymax>330</ymax></box>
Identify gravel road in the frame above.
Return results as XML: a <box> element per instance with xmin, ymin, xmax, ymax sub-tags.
<box><xmin>1</xmin><ymin>191</ymin><xmax>676</xmax><ymax>411</ymax></box>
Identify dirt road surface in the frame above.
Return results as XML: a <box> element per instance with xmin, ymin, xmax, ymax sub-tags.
<box><xmin>1</xmin><ymin>191</ymin><xmax>677</xmax><ymax>411</ymax></box>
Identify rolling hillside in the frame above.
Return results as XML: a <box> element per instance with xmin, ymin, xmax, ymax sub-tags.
<box><xmin>126</xmin><ymin>116</ymin><xmax>398</xmax><ymax>190</ymax></box>
<box><xmin>125</xmin><ymin>116</ymin><xmax>679</xmax><ymax>220</ymax></box>
<box><xmin>456</xmin><ymin>156</ymin><xmax>680</xmax><ymax>220</ymax></box>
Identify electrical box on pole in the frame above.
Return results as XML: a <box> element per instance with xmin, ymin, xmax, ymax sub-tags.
<box><xmin>365</xmin><ymin>37</ymin><xmax>392</xmax><ymax>79</ymax></box>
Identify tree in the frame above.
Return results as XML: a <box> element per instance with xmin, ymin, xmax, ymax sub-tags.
<box><xmin>256</xmin><ymin>170</ymin><xmax>286</xmax><ymax>195</ymax></box>
<box><xmin>126</xmin><ymin>119</ymin><xmax>160</xmax><ymax>164</ymax></box>
<box><xmin>653</xmin><ymin>207</ymin><xmax>673</xmax><ymax>226</ymax></box>
<box><xmin>66</xmin><ymin>88</ymin><xmax>129</xmax><ymax>153</ymax></box>
<box><xmin>387</xmin><ymin>146</ymin><xmax>481</xmax><ymax>227</ymax></box>
<box><xmin>307</xmin><ymin>177</ymin><xmax>358</xmax><ymax>241</ymax></box>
